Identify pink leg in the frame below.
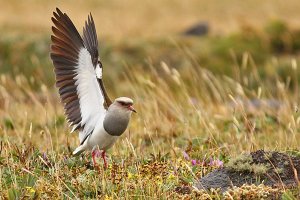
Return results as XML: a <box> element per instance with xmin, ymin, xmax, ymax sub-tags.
<box><xmin>101</xmin><ymin>151</ymin><xmax>107</xmax><ymax>169</ymax></box>
<box><xmin>92</xmin><ymin>150</ymin><xmax>98</xmax><ymax>168</ymax></box>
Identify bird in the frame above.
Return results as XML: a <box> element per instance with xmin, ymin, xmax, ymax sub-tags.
<box><xmin>50</xmin><ymin>8</ymin><xmax>136</xmax><ymax>169</ymax></box>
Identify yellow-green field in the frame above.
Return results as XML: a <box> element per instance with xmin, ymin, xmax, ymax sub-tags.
<box><xmin>1</xmin><ymin>1</ymin><xmax>300</xmax><ymax>199</ymax></box>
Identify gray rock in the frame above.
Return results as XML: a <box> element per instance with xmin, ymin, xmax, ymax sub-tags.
<box><xmin>183</xmin><ymin>22</ymin><xmax>209</xmax><ymax>36</ymax></box>
<box><xmin>195</xmin><ymin>150</ymin><xmax>300</xmax><ymax>192</ymax></box>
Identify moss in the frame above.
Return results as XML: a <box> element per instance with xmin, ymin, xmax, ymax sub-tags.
<box><xmin>274</xmin><ymin>168</ymin><xmax>284</xmax><ymax>174</ymax></box>
<box><xmin>284</xmin><ymin>161</ymin><xmax>290</xmax><ymax>166</ymax></box>
<box><xmin>227</xmin><ymin>154</ymin><xmax>270</xmax><ymax>175</ymax></box>
<box><xmin>252</xmin><ymin>164</ymin><xmax>270</xmax><ymax>175</ymax></box>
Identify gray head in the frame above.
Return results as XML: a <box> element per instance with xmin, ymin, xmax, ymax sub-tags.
<box><xmin>103</xmin><ymin>97</ymin><xmax>136</xmax><ymax>136</ymax></box>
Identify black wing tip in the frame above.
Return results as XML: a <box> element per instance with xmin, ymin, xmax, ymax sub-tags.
<box><xmin>51</xmin><ymin>17</ymin><xmax>57</xmax><ymax>24</ymax></box>
<box><xmin>87</xmin><ymin>13</ymin><xmax>95</xmax><ymax>27</ymax></box>
<box><xmin>52</xmin><ymin>9</ymin><xmax>63</xmax><ymax>26</ymax></box>
<box><xmin>53</xmin><ymin>8</ymin><xmax>70</xmax><ymax>22</ymax></box>
<box><xmin>88</xmin><ymin>12</ymin><xmax>93</xmax><ymax>19</ymax></box>
<box><xmin>53</xmin><ymin>8</ymin><xmax>61</xmax><ymax>19</ymax></box>
<box><xmin>51</xmin><ymin>26</ymin><xmax>58</xmax><ymax>33</ymax></box>
<box><xmin>55</xmin><ymin>7</ymin><xmax>63</xmax><ymax>15</ymax></box>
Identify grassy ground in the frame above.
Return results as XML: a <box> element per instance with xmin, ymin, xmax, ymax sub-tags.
<box><xmin>1</xmin><ymin>1</ymin><xmax>300</xmax><ymax>199</ymax></box>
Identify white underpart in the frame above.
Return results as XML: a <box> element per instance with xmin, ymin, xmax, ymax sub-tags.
<box><xmin>74</xmin><ymin>48</ymin><xmax>106</xmax><ymax>143</ymax></box>
<box><xmin>95</xmin><ymin>64</ymin><xmax>102</xmax><ymax>79</ymax></box>
<box><xmin>87</xmin><ymin>115</ymin><xmax>118</xmax><ymax>150</ymax></box>
<box><xmin>73</xmin><ymin>116</ymin><xmax>118</xmax><ymax>154</ymax></box>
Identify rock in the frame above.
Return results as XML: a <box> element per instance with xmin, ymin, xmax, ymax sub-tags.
<box><xmin>183</xmin><ymin>22</ymin><xmax>209</xmax><ymax>36</ymax></box>
<box><xmin>195</xmin><ymin>150</ymin><xmax>300</xmax><ymax>192</ymax></box>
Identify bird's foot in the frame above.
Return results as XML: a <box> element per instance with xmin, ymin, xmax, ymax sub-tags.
<box><xmin>92</xmin><ymin>149</ymin><xmax>108</xmax><ymax>171</ymax></box>
<box><xmin>101</xmin><ymin>151</ymin><xmax>108</xmax><ymax>170</ymax></box>
<box><xmin>91</xmin><ymin>149</ymin><xmax>101</xmax><ymax>171</ymax></box>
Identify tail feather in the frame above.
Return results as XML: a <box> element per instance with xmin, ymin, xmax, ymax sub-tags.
<box><xmin>73</xmin><ymin>145</ymin><xmax>85</xmax><ymax>156</ymax></box>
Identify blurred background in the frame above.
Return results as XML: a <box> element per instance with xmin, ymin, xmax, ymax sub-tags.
<box><xmin>1</xmin><ymin>0</ymin><xmax>300</xmax><ymax>86</ymax></box>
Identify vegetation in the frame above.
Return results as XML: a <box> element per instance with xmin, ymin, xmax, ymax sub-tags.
<box><xmin>1</xmin><ymin>1</ymin><xmax>300</xmax><ymax>199</ymax></box>
<box><xmin>226</xmin><ymin>154</ymin><xmax>270</xmax><ymax>175</ymax></box>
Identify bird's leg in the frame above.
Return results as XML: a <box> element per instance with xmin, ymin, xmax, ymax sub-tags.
<box><xmin>91</xmin><ymin>149</ymin><xmax>98</xmax><ymax>168</ymax></box>
<box><xmin>101</xmin><ymin>150</ymin><xmax>107</xmax><ymax>169</ymax></box>
<box><xmin>91</xmin><ymin>147</ymin><xmax>101</xmax><ymax>170</ymax></box>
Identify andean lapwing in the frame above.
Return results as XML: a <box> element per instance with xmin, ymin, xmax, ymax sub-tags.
<box><xmin>50</xmin><ymin>8</ymin><xmax>136</xmax><ymax>169</ymax></box>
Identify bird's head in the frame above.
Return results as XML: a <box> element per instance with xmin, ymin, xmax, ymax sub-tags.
<box><xmin>112</xmin><ymin>97</ymin><xmax>136</xmax><ymax>113</ymax></box>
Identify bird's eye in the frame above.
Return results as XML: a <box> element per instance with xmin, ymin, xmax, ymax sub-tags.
<box><xmin>119</xmin><ymin>102</ymin><xmax>126</xmax><ymax>106</ymax></box>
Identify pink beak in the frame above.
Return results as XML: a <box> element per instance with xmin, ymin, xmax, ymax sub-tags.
<box><xmin>128</xmin><ymin>105</ymin><xmax>137</xmax><ymax>113</ymax></box>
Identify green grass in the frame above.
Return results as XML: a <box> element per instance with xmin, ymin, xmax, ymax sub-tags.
<box><xmin>1</xmin><ymin>7</ymin><xmax>300</xmax><ymax>199</ymax></box>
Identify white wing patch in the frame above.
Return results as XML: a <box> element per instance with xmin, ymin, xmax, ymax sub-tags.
<box><xmin>95</xmin><ymin>64</ymin><xmax>102</xmax><ymax>79</ymax></box>
<box><xmin>74</xmin><ymin>48</ymin><xmax>106</xmax><ymax>143</ymax></box>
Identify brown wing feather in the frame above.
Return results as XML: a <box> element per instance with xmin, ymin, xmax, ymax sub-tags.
<box><xmin>50</xmin><ymin>8</ymin><xmax>84</xmax><ymax>131</ymax></box>
<box><xmin>51</xmin><ymin>8</ymin><xmax>112</xmax><ymax>132</ymax></box>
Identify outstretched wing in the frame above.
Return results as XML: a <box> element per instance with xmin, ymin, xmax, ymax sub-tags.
<box><xmin>50</xmin><ymin>8</ymin><xmax>111</xmax><ymax>144</ymax></box>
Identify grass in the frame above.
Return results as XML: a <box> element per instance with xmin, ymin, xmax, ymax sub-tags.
<box><xmin>1</xmin><ymin>1</ymin><xmax>300</xmax><ymax>199</ymax></box>
<box><xmin>1</xmin><ymin>34</ymin><xmax>300</xmax><ymax>198</ymax></box>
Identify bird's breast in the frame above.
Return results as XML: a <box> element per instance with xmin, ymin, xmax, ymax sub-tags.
<box><xmin>103</xmin><ymin>113</ymin><xmax>130</xmax><ymax>136</ymax></box>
